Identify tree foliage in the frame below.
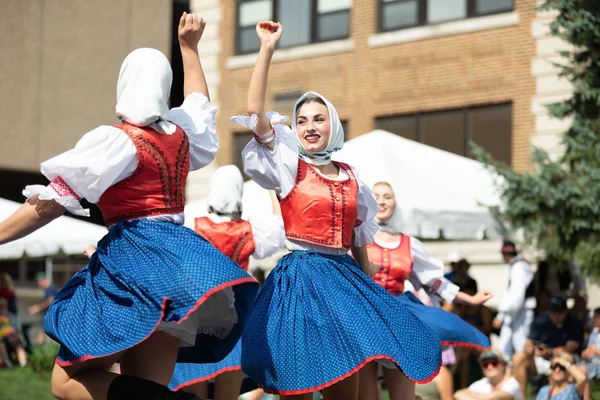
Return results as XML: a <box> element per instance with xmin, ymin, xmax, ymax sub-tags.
<box><xmin>474</xmin><ymin>0</ymin><xmax>600</xmax><ymax>279</ymax></box>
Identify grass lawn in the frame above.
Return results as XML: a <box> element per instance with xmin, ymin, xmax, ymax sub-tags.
<box><xmin>0</xmin><ymin>367</ymin><xmax>54</xmax><ymax>400</ymax></box>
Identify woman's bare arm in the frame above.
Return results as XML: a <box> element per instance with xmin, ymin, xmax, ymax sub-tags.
<box><xmin>0</xmin><ymin>196</ymin><xmax>65</xmax><ymax>245</ymax></box>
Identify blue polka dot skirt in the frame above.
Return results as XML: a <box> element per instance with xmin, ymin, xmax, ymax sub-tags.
<box><xmin>394</xmin><ymin>292</ymin><xmax>490</xmax><ymax>350</ymax></box>
<box><xmin>169</xmin><ymin>339</ymin><xmax>243</xmax><ymax>391</ymax></box>
<box><xmin>240</xmin><ymin>251</ymin><xmax>444</xmax><ymax>395</ymax></box>
<box><xmin>43</xmin><ymin>219</ymin><xmax>259</xmax><ymax>366</ymax></box>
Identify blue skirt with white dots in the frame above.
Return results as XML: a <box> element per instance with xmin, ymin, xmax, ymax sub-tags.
<box><xmin>240</xmin><ymin>251</ymin><xmax>443</xmax><ymax>395</ymax></box>
<box><xmin>43</xmin><ymin>219</ymin><xmax>259</xmax><ymax>366</ymax></box>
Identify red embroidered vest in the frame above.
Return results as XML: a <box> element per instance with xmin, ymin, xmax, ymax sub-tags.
<box><xmin>96</xmin><ymin>123</ymin><xmax>189</xmax><ymax>226</ymax></box>
<box><xmin>194</xmin><ymin>217</ymin><xmax>256</xmax><ymax>271</ymax></box>
<box><xmin>369</xmin><ymin>234</ymin><xmax>413</xmax><ymax>296</ymax></box>
<box><xmin>279</xmin><ymin>159</ymin><xmax>359</xmax><ymax>250</ymax></box>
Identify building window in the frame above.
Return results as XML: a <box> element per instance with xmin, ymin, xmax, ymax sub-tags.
<box><xmin>378</xmin><ymin>0</ymin><xmax>512</xmax><ymax>32</ymax></box>
<box><xmin>236</xmin><ymin>0</ymin><xmax>351</xmax><ymax>54</ymax></box>
<box><xmin>374</xmin><ymin>103</ymin><xmax>512</xmax><ymax>165</ymax></box>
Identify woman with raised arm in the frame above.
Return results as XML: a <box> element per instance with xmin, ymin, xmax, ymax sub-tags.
<box><xmin>169</xmin><ymin>165</ymin><xmax>285</xmax><ymax>400</ymax></box>
<box><xmin>230</xmin><ymin>21</ymin><xmax>443</xmax><ymax>400</ymax></box>
<box><xmin>0</xmin><ymin>13</ymin><xmax>258</xmax><ymax>400</ymax></box>
<box><xmin>358</xmin><ymin>181</ymin><xmax>493</xmax><ymax>400</ymax></box>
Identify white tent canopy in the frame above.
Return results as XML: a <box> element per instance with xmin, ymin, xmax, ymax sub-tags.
<box><xmin>333</xmin><ymin>130</ymin><xmax>502</xmax><ymax>239</ymax></box>
<box><xmin>0</xmin><ymin>198</ymin><xmax>107</xmax><ymax>259</ymax></box>
<box><xmin>185</xmin><ymin>130</ymin><xmax>502</xmax><ymax>240</ymax></box>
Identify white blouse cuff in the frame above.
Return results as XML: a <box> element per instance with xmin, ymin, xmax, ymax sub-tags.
<box><xmin>435</xmin><ymin>279</ymin><xmax>460</xmax><ymax>304</ymax></box>
<box><xmin>230</xmin><ymin>111</ymin><xmax>289</xmax><ymax>134</ymax></box>
<box><xmin>183</xmin><ymin>92</ymin><xmax>215</xmax><ymax>111</ymax></box>
<box><xmin>353</xmin><ymin>219</ymin><xmax>378</xmax><ymax>247</ymax></box>
<box><xmin>23</xmin><ymin>179</ymin><xmax>90</xmax><ymax>217</ymax></box>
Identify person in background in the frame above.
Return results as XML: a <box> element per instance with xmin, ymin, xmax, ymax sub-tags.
<box><xmin>580</xmin><ymin>307</ymin><xmax>600</xmax><ymax>379</ymax></box>
<box><xmin>28</xmin><ymin>272</ymin><xmax>58</xmax><ymax>345</ymax></box>
<box><xmin>571</xmin><ymin>294</ymin><xmax>591</xmax><ymax>337</ymax></box>
<box><xmin>450</xmin><ymin>259</ymin><xmax>478</xmax><ymax>292</ymax></box>
<box><xmin>444</xmin><ymin>252</ymin><xmax>462</xmax><ymax>281</ymax></box>
<box><xmin>453</xmin><ymin>350</ymin><xmax>521</xmax><ymax>400</ymax></box>
<box><xmin>358</xmin><ymin>181</ymin><xmax>492</xmax><ymax>400</ymax></box>
<box><xmin>0</xmin><ymin>273</ymin><xmax>18</xmax><ymax>317</ymax></box>
<box><xmin>0</xmin><ymin>273</ymin><xmax>23</xmax><ymax>347</ymax></box>
<box><xmin>534</xmin><ymin>260</ymin><xmax>586</xmax><ymax>317</ymax></box>
<box><xmin>493</xmin><ymin>240</ymin><xmax>536</xmax><ymax>361</ymax></box>
<box><xmin>453</xmin><ymin>278</ymin><xmax>494</xmax><ymax>389</ymax></box>
<box><xmin>0</xmin><ymin>297</ymin><xmax>27</xmax><ymax>368</ymax></box>
<box><xmin>512</xmin><ymin>297</ymin><xmax>584</xmax><ymax>400</ymax></box>
<box><xmin>536</xmin><ymin>352</ymin><xmax>587</xmax><ymax>400</ymax></box>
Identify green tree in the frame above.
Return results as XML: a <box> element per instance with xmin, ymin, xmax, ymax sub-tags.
<box><xmin>474</xmin><ymin>0</ymin><xmax>600</xmax><ymax>279</ymax></box>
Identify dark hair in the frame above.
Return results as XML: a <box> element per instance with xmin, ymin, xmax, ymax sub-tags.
<box><xmin>295</xmin><ymin>94</ymin><xmax>327</xmax><ymax>115</ymax></box>
<box><xmin>463</xmin><ymin>278</ymin><xmax>478</xmax><ymax>294</ymax></box>
<box><xmin>594</xmin><ymin>307</ymin><xmax>600</xmax><ymax>316</ymax></box>
<box><xmin>501</xmin><ymin>239</ymin><xmax>518</xmax><ymax>256</ymax></box>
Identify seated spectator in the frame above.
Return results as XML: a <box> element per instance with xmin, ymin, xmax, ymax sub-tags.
<box><xmin>536</xmin><ymin>352</ymin><xmax>587</xmax><ymax>400</ymax></box>
<box><xmin>513</xmin><ymin>297</ymin><xmax>584</xmax><ymax>400</ymax></box>
<box><xmin>580</xmin><ymin>307</ymin><xmax>600</xmax><ymax>379</ymax></box>
<box><xmin>453</xmin><ymin>350</ymin><xmax>521</xmax><ymax>400</ymax></box>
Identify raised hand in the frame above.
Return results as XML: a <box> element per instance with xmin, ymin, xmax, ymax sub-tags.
<box><xmin>256</xmin><ymin>21</ymin><xmax>283</xmax><ymax>49</ymax></box>
<box><xmin>470</xmin><ymin>290</ymin><xmax>493</xmax><ymax>305</ymax></box>
<box><xmin>178</xmin><ymin>12</ymin><xmax>206</xmax><ymax>50</ymax></box>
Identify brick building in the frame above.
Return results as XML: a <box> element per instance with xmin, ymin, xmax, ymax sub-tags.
<box><xmin>200</xmin><ymin>0</ymin><xmax>568</xmax><ymax>177</ymax></box>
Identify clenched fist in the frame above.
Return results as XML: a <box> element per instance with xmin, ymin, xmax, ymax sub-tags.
<box><xmin>178</xmin><ymin>12</ymin><xmax>206</xmax><ymax>50</ymax></box>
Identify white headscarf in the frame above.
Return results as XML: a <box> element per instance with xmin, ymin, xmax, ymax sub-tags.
<box><xmin>376</xmin><ymin>210</ymin><xmax>403</xmax><ymax>234</ymax></box>
<box><xmin>115</xmin><ymin>48</ymin><xmax>176</xmax><ymax>134</ymax></box>
<box><xmin>374</xmin><ymin>183</ymin><xmax>403</xmax><ymax>234</ymax></box>
<box><xmin>292</xmin><ymin>92</ymin><xmax>344</xmax><ymax>165</ymax></box>
<box><xmin>207</xmin><ymin>165</ymin><xmax>244</xmax><ymax>215</ymax></box>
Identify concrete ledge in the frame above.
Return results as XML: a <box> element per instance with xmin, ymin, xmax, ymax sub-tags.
<box><xmin>227</xmin><ymin>39</ymin><xmax>355</xmax><ymax>69</ymax></box>
<box><xmin>367</xmin><ymin>12</ymin><xmax>519</xmax><ymax>48</ymax></box>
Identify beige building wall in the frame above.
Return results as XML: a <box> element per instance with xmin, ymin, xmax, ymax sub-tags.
<box><xmin>0</xmin><ymin>0</ymin><xmax>172</xmax><ymax>172</ymax></box>
<box><xmin>530</xmin><ymin>0</ymin><xmax>572</xmax><ymax>159</ymax></box>
<box><xmin>185</xmin><ymin>0</ymin><xmax>223</xmax><ymax>202</ymax></box>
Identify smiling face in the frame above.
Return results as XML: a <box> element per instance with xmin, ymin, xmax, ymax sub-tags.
<box><xmin>373</xmin><ymin>183</ymin><xmax>396</xmax><ymax>223</ymax></box>
<box><xmin>550</xmin><ymin>354</ymin><xmax>573</xmax><ymax>385</ymax></box>
<box><xmin>480</xmin><ymin>358</ymin><xmax>506</xmax><ymax>382</ymax></box>
<box><xmin>295</xmin><ymin>100</ymin><xmax>331</xmax><ymax>153</ymax></box>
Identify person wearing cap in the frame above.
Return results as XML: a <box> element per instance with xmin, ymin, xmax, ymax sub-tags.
<box><xmin>453</xmin><ymin>350</ymin><xmax>521</xmax><ymax>400</ymax></box>
<box><xmin>493</xmin><ymin>239</ymin><xmax>536</xmax><ymax>361</ymax></box>
<box><xmin>512</xmin><ymin>296</ymin><xmax>584</xmax><ymax>400</ymax></box>
<box><xmin>28</xmin><ymin>272</ymin><xmax>58</xmax><ymax>345</ymax></box>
